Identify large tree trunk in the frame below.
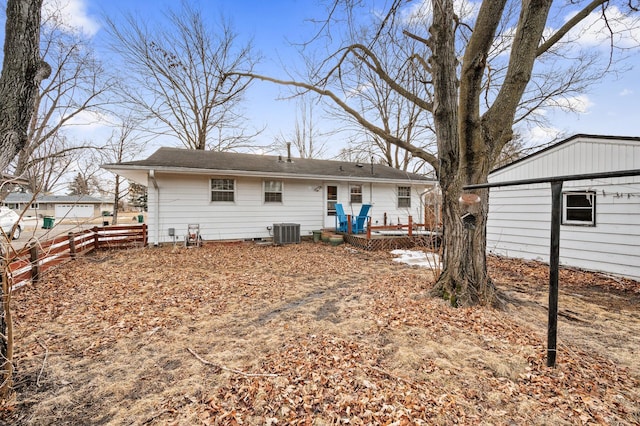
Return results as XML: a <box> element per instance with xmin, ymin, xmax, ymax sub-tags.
<box><xmin>0</xmin><ymin>0</ymin><xmax>47</xmax><ymax>399</ymax></box>
<box><xmin>428</xmin><ymin>0</ymin><xmax>495</xmax><ymax>306</ymax></box>
<box><xmin>0</xmin><ymin>0</ymin><xmax>48</xmax><ymax>171</ymax></box>
<box><xmin>429</xmin><ymin>0</ymin><xmax>552</xmax><ymax>307</ymax></box>
<box><xmin>433</xmin><ymin>169</ymin><xmax>497</xmax><ymax>307</ymax></box>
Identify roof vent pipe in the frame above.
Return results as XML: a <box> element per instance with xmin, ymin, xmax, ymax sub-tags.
<box><xmin>371</xmin><ymin>156</ymin><xmax>374</xmax><ymax>175</ymax></box>
<box><xmin>286</xmin><ymin>142</ymin><xmax>292</xmax><ymax>162</ymax></box>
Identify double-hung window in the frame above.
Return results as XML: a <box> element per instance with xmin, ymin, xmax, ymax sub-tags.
<box><xmin>562</xmin><ymin>191</ymin><xmax>596</xmax><ymax>226</ymax></box>
<box><xmin>350</xmin><ymin>184</ymin><xmax>362</xmax><ymax>204</ymax></box>
<box><xmin>211</xmin><ymin>178</ymin><xmax>235</xmax><ymax>202</ymax></box>
<box><xmin>264</xmin><ymin>180</ymin><xmax>283</xmax><ymax>203</ymax></box>
<box><xmin>398</xmin><ymin>186</ymin><xmax>411</xmax><ymax>208</ymax></box>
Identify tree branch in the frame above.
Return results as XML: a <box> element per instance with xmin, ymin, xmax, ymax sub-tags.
<box><xmin>232</xmin><ymin>72</ymin><xmax>439</xmax><ymax>171</ymax></box>
<box><xmin>536</xmin><ymin>0</ymin><xmax>608</xmax><ymax>57</ymax></box>
<box><xmin>335</xmin><ymin>44</ymin><xmax>433</xmax><ymax>113</ymax></box>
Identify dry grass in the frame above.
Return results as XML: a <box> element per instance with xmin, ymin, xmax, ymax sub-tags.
<box><xmin>3</xmin><ymin>242</ymin><xmax>639</xmax><ymax>425</ymax></box>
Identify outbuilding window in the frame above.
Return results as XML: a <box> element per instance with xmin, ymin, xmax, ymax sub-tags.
<box><xmin>398</xmin><ymin>186</ymin><xmax>411</xmax><ymax>208</ymax></box>
<box><xmin>264</xmin><ymin>180</ymin><xmax>283</xmax><ymax>203</ymax></box>
<box><xmin>563</xmin><ymin>191</ymin><xmax>596</xmax><ymax>226</ymax></box>
<box><xmin>211</xmin><ymin>178</ymin><xmax>235</xmax><ymax>202</ymax></box>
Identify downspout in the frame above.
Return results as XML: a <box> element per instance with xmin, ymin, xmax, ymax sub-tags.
<box><xmin>149</xmin><ymin>169</ymin><xmax>159</xmax><ymax>246</ymax></box>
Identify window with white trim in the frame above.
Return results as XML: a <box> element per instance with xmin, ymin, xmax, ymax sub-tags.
<box><xmin>211</xmin><ymin>178</ymin><xmax>235</xmax><ymax>202</ymax></box>
<box><xmin>264</xmin><ymin>180</ymin><xmax>283</xmax><ymax>203</ymax></box>
<box><xmin>350</xmin><ymin>184</ymin><xmax>362</xmax><ymax>204</ymax></box>
<box><xmin>398</xmin><ymin>186</ymin><xmax>411</xmax><ymax>208</ymax></box>
<box><xmin>562</xmin><ymin>191</ymin><xmax>596</xmax><ymax>226</ymax></box>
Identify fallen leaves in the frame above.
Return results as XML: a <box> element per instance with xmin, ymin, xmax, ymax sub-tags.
<box><xmin>3</xmin><ymin>243</ymin><xmax>639</xmax><ymax>424</ymax></box>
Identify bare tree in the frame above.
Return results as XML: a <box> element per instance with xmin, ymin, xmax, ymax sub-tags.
<box><xmin>19</xmin><ymin>133</ymin><xmax>77</xmax><ymax>193</ymax></box>
<box><xmin>98</xmin><ymin>116</ymin><xmax>149</xmax><ymax>224</ymax></box>
<box><xmin>331</xmin><ymin>15</ymin><xmax>436</xmax><ymax>172</ymax></box>
<box><xmin>273</xmin><ymin>97</ymin><xmax>328</xmax><ymax>159</ymax></box>
<box><xmin>9</xmin><ymin>6</ymin><xmax>112</xmax><ymax>194</ymax></box>
<box><xmin>103</xmin><ymin>1</ymin><xmax>260</xmax><ymax>151</ymax></box>
<box><xmin>234</xmin><ymin>0</ymin><xmax>639</xmax><ymax>306</ymax></box>
<box><xmin>0</xmin><ymin>0</ymin><xmax>47</xmax><ymax>399</ymax></box>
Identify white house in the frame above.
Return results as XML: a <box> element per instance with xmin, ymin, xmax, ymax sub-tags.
<box><xmin>3</xmin><ymin>193</ymin><xmax>113</xmax><ymax>220</ymax></box>
<box><xmin>487</xmin><ymin>134</ymin><xmax>640</xmax><ymax>280</ymax></box>
<box><xmin>103</xmin><ymin>147</ymin><xmax>435</xmax><ymax>245</ymax></box>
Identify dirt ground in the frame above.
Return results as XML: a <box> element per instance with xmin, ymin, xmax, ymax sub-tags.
<box><xmin>2</xmin><ymin>242</ymin><xmax>639</xmax><ymax>425</ymax></box>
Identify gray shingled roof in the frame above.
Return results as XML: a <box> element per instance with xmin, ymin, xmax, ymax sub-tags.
<box><xmin>106</xmin><ymin>147</ymin><xmax>433</xmax><ymax>183</ymax></box>
<box><xmin>4</xmin><ymin>193</ymin><xmax>108</xmax><ymax>204</ymax></box>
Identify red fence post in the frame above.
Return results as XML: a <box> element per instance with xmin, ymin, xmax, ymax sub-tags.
<box><xmin>142</xmin><ymin>224</ymin><xmax>148</xmax><ymax>246</ymax></box>
<box><xmin>29</xmin><ymin>242</ymin><xmax>39</xmax><ymax>284</ymax></box>
<box><xmin>408</xmin><ymin>216</ymin><xmax>413</xmax><ymax>237</ymax></box>
<box><xmin>366</xmin><ymin>218</ymin><xmax>372</xmax><ymax>240</ymax></box>
<box><xmin>347</xmin><ymin>215</ymin><xmax>352</xmax><ymax>234</ymax></box>
<box><xmin>92</xmin><ymin>226</ymin><xmax>100</xmax><ymax>251</ymax></box>
<box><xmin>68</xmin><ymin>232</ymin><xmax>76</xmax><ymax>259</ymax></box>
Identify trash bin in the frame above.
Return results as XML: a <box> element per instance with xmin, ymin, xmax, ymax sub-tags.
<box><xmin>42</xmin><ymin>216</ymin><xmax>54</xmax><ymax>229</ymax></box>
<box><xmin>137</xmin><ymin>214</ymin><xmax>144</xmax><ymax>223</ymax></box>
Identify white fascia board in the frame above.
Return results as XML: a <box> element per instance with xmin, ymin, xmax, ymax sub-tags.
<box><xmin>104</xmin><ymin>165</ymin><xmax>434</xmax><ymax>186</ymax></box>
<box><xmin>101</xmin><ymin>166</ymin><xmax>150</xmax><ymax>185</ymax></box>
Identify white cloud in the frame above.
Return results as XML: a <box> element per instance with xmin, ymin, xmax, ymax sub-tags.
<box><xmin>549</xmin><ymin>94</ymin><xmax>594</xmax><ymax>114</ymax></box>
<box><xmin>43</xmin><ymin>0</ymin><xmax>100</xmax><ymax>37</ymax></box>
<box><xmin>524</xmin><ymin>126</ymin><xmax>563</xmax><ymax>146</ymax></box>
<box><xmin>63</xmin><ymin>110</ymin><xmax>110</xmax><ymax>129</ymax></box>
<box><xmin>400</xmin><ymin>0</ymin><xmax>479</xmax><ymax>27</ymax></box>
<box><xmin>619</xmin><ymin>88</ymin><xmax>634</xmax><ymax>96</ymax></box>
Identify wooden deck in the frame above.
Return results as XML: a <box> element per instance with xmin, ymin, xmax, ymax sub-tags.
<box><xmin>342</xmin><ymin>230</ymin><xmax>441</xmax><ymax>251</ymax></box>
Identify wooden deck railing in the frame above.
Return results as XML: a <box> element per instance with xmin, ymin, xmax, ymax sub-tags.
<box><xmin>366</xmin><ymin>216</ymin><xmax>424</xmax><ymax>238</ymax></box>
<box><xmin>7</xmin><ymin>224</ymin><xmax>147</xmax><ymax>290</ymax></box>
<box><xmin>341</xmin><ymin>211</ymin><xmax>442</xmax><ymax>240</ymax></box>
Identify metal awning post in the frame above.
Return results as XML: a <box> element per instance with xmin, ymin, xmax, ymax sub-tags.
<box><xmin>463</xmin><ymin>167</ymin><xmax>640</xmax><ymax>367</ymax></box>
<box><xmin>547</xmin><ymin>181</ymin><xmax>563</xmax><ymax>367</ymax></box>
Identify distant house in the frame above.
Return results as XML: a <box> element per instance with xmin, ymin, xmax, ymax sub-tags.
<box><xmin>487</xmin><ymin>134</ymin><xmax>640</xmax><ymax>280</ymax></box>
<box><xmin>3</xmin><ymin>193</ymin><xmax>113</xmax><ymax>220</ymax></box>
<box><xmin>102</xmin><ymin>147</ymin><xmax>436</xmax><ymax>245</ymax></box>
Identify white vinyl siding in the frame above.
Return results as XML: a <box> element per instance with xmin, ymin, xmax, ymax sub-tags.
<box><xmin>146</xmin><ymin>173</ymin><xmax>431</xmax><ymax>244</ymax></box>
<box><xmin>487</xmin><ymin>136</ymin><xmax>640</xmax><ymax>280</ymax></box>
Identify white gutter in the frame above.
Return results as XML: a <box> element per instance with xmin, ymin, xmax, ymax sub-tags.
<box><xmin>105</xmin><ymin>165</ymin><xmax>435</xmax><ymax>185</ymax></box>
<box><xmin>149</xmin><ymin>169</ymin><xmax>160</xmax><ymax>245</ymax></box>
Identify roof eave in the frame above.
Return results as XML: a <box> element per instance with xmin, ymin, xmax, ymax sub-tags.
<box><xmin>102</xmin><ymin>165</ymin><xmax>434</xmax><ymax>185</ymax></box>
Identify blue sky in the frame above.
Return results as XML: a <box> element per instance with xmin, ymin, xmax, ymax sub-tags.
<box><xmin>7</xmin><ymin>0</ymin><xmax>640</xmax><ymax>157</ymax></box>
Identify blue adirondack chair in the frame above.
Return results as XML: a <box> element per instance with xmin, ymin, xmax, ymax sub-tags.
<box><xmin>335</xmin><ymin>203</ymin><xmax>349</xmax><ymax>232</ymax></box>
<box><xmin>352</xmin><ymin>204</ymin><xmax>372</xmax><ymax>234</ymax></box>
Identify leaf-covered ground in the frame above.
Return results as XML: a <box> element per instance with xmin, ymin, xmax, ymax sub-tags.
<box><xmin>3</xmin><ymin>242</ymin><xmax>639</xmax><ymax>425</ymax></box>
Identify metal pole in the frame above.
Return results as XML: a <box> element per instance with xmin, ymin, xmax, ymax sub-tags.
<box><xmin>547</xmin><ymin>181</ymin><xmax>563</xmax><ymax>367</ymax></box>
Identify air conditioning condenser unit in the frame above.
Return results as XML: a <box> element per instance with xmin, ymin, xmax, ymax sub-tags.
<box><xmin>273</xmin><ymin>223</ymin><xmax>300</xmax><ymax>245</ymax></box>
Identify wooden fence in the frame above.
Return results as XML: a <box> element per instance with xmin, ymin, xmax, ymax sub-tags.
<box><xmin>7</xmin><ymin>224</ymin><xmax>147</xmax><ymax>290</ymax></box>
